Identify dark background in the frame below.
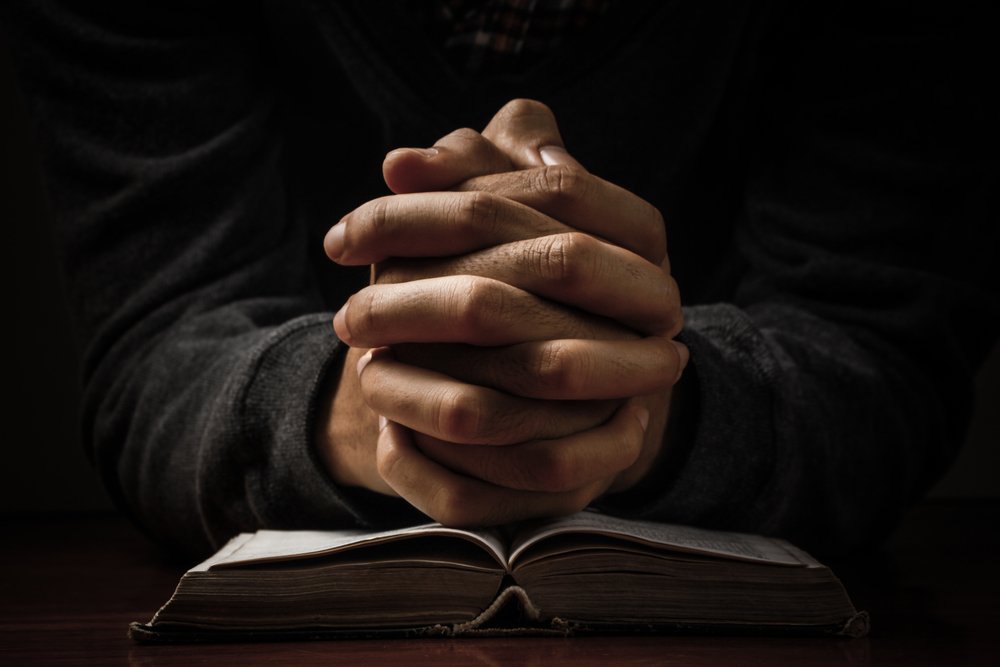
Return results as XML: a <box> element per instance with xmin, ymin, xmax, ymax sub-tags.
<box><xmin>2</xmin><ymin>37</ymin><xmax>996</xmax><ymax>515</ymax></box>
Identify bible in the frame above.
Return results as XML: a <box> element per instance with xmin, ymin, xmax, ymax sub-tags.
<box><xmin>129</xmin><ymin>511</ymin><xmax>868</xmax><ymax>641</ymax></box>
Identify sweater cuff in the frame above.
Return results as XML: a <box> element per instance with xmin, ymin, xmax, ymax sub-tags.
<box><xmin>238</xmin><ymin>314</ymin><xmax>417</xmax><ymax>531</ymax></box>
<box><xmin>601</xmin><ymin>304</ymin><xmax>779</xmax><ymax>529</ymax></box>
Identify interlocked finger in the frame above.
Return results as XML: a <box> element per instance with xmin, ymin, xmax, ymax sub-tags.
<box><xmin>411</xmin><ymin>401</ymin><xmax>648</xmax><ymax>493</ymax></box>
<box><xmin>456</xmin><ymin>166</ymin><xmax>667</xmax><ymax>266</ymax></box>
<box><xmin>333</xmin><ymin>275</ymin><xmax>629</xmax><ymax>349</ymax></box>
<box><xmin>326</xmin><ymin>190</ymin><xmax>569</xmax><ymax>266</ymax></box>
<box><xmin>394</xmin><ymin>336</ymin><xmax>685</xmax><ymax>400</ymax></box>
<box><xmin>377</xmin><ymin>233</ymin><xmax>681</xmax><ymax>336</ymax></box>
<box><xmin>376</xmin><ymin>419</ymin><xmax>619</xmax><ymax>528</ymax></box>
<box><xmin>357</xmin><ymin>350</ymin><xmax>618</xmax><ymax>446</ymax></box>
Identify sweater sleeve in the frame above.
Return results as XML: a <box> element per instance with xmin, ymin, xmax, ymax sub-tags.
<box><xmin>3</xmin><ymin>1</ymin><xmax>421</xmax><ymax>559</ymax></box>
<box><xmin>601</xmin><ymin>3</ymin><xmax>999</xmax><ymax>555</ymax></box>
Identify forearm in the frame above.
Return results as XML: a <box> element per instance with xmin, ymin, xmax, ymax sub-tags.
<box><xmin>607</xmin><ymin>300</ymin><xmax>980</xmax><ymax>554</ymax></box>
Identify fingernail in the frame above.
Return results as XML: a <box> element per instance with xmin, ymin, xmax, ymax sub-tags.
<box><xmin>539</xmin><ymin>145</ymin><xmax>575</xmax><ymax>167</ymax></box>
<box><xmin>357</xmin><ymin>346</ymin><xmax>393</xmax><ymax>377</ymax></box>
<box><xmin>673</xmin><ymin>340</ymin><xmax>690</xmax><ymax>383</ymax></box>
<box><xmin>378</xmin><ymin>415</ymin><xmax>388</xmax><ymax>432</ymax></box>
<box><xmin>356</xmin><ymin>348</ymin><xmax>373</xmax><ymax>376</ymax></box>
<box><xmin>387</xmin><ymin>147</ymin><xmax>438</xmax><ymax>160</ymax></box>
<box><xmin>636</xmin><ymin>407</ymin><xmax>650</xmax><ymax>432</ymax></box>
<box><xmin>333</xmin><ymin>301</ymin><xmax>352</xmax><ymax>342</ymax></box>
<box><xmin>325</xmin><ymin>221</ymin><xmax>346</xmax><ymax>261</ymax></box>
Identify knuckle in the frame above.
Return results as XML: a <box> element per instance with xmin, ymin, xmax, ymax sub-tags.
<box><xmin>452</xmin><ymin>276</ymin><xmax>503</xmax><ymax>337</ymax></box>
<box><xmin>649</xmin><ymin>275</ymin><xmax>683</xmax><ymax>336</ymax></box>
<box><xmin>450</xmin><ymin>127</ymin><xmax>481</xmax><ymax>143</ymax></box>
<box><xmin>532</xmin><ymin>234</ymin><xmax>570</xmax><ymax>284</ymax></box>
<box><xmin>642</xmin><ymin>205</ymin><xmax>668</xmax><ymax>262</ymax></box>
<box><xmin>500</xmin><ymin>97</ymin><xmax>553</xmax><ymax>121</ymax></box>
<box><xmin>538</xmin><ymin>163</ymin><xmax>589</xmax><ymax>203</ymax></box>
<box><xmin>355</xmin><ymin>286</ymin><xmax>384</xmax><ymax>339</ymax></box>
<box><xmin>649</xmin><ymin>337</ymin><xmax>680</xmax><ymax>385</ymax></box>
<box><xmin>533</xmin><ymin>232</ymin><xmax>594</xmax><ymax>286</ymax></box>
<box><xmin>492</xmin><ymin>99</ymin><xmax>557</xmax><ymax>150</ymax></box>
<box><xmin>456</xmin><ymin>190</ymin><xmax>502</xmax><ymax>237</ymax></box>
<box><xmin>363</xmin><ymin>196</ymin><xmax>392</xmax><ymax>239</ymax></box>
<box><xmin>440</xmin><ymin>127</ymin><xmax>492</xmax><ymax>158</ymax></box>
<box><xmin>536</xmin><ymin>341</ymin><xmax>585</xmax><ymax>396</ymax></box>
<box><xmin>434</xmin><ymin>386</ymin><xmax>483</xmax><ymax>442</ymax></box>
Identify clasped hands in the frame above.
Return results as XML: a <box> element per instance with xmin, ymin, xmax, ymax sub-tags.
<box><xmin>318</xmin><ymin>100</ymin><xmax>688</xmax><ymax>526</ymax></box>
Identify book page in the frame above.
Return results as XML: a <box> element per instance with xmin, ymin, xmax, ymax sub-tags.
<box><xmin>189</xmin><ymin>532</ymin><xmax>255</xmax><ymax>572</ymax></box>
<box><xmin>205</xmin><ymin>523</ymin><xmax>508</xmax><ymax>570</ymax></box>
<box><xmin>509</xmin><ymin>511</ymin><xmax>809</xmax><ymax>567</ymax></box>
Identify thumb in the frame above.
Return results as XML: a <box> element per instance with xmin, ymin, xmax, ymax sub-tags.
<box><xmin>382</xmin><ymin>127</ymin><xmax>513</xmax><ymax>194</ymax></box>
<box><xmin>482</xmin><ymin>98</ymin><xmax>585</xmax><ymax>170</ymax></box>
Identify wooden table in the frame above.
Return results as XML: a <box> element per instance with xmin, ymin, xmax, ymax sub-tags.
<box><xmin>1</xmin><ymin>500</ymin><xmax>997</xmax><ymax>666</ymax></box>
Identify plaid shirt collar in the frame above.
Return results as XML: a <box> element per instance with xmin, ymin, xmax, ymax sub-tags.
<box><xmin>424</xmin><ymin>0</ymin><xmax>611</xmax><ymax>74</ymax></box>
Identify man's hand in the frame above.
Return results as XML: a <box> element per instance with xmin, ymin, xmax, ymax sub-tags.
<box><xmin>318</xmin><ymin>100</ymin><xmax>688</xmax><ymax>525</ymax></box>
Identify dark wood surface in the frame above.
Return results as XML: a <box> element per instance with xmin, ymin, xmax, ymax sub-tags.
<box><xmin>1</xmin><ymin>500</ymin><xmax>997</xmax><ymax>666</ymax></box>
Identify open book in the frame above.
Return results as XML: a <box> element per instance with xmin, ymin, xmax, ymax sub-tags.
<box><xmin>130</xmin><ymin>511</ymin><xmax>868</xmax><ymax>641</ymax></box>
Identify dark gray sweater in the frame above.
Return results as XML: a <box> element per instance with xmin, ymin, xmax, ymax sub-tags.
<box><xmin>4</xmin><ymin>0</ymin><xmax>997</xmax><ymax>559</ymax></box>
